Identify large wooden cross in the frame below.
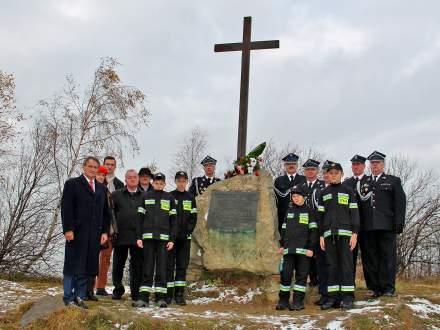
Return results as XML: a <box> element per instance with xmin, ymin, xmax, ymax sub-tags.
<box><xmin>215</xmin><ymin>16</ymin><xmax>279</xmax><ymax>159</ymax></box>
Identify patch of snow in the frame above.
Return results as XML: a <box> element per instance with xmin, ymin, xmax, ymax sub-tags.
<box><xmin>191</xmin><ymin>284</ymin><xmax>219</xmax><ymax>292</ymax></box>
<box><xmin>354</xmin><ymin>299</ymin><xmax>380</xmax><ymax>306</ymax></box>
<box><xmin>326</xmin><ymin>320</ymin><xmax>345</xmax><ymax>330</ymax></box>
<box><xmin>347</xmin><ymin>306</ymin><xmax>383</xmax><ymax>314</ymax></box>
<box><xmin>406</xmin><ymin>298</ymin><xmax>440</xmax><ymax>319</ymax></box>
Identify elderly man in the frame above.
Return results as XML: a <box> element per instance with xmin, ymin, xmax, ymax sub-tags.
<box><xmin>61</xmin><ymin>156</ymin><xmax>111</xmax><ymax>308</ymax></box>
<box><xmin>360</xmin><ymin>151</ymin><xmax>406</xmax><ymax>298</ymax></box>
<box><xmin>111</xmin><ymin>170</ymin><xmax>144</xmax><ymax>301</ymax></box>
<box><xmin>189</xmin><ymin>156</ymin><xmax>221</xmax><ymax>197</ymax></box>
<box><xmin>274</xmin><ymin>153</ymin><xmax>306</xmax><ymax>234</ymax></box>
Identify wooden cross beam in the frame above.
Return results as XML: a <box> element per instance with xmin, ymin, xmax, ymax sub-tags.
<box><xmin>215</xmin><ymin>16</ymin><xmax>279</xmax><ymax>159</ymax></box>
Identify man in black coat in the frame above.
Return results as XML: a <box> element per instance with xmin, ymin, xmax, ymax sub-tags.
<box><xmin>359</xmin><ymin>151</ymin><xmax>406</xmax><ymax>297</ymax></box>
<box><xmin>189</xmin><ymin>156</ymin><xmax>221</xmax><ymax>197</ymax></box>
<box><xmin>343</xmin><ymin>155</ymin><xmax>371</xmax><ymax>287</ymax></box>
<box><xmin>274</xmin><ymin>153</ymin><xmax>306</xmax><ymax>234</ymax></box>
<box><xmin>111</xmin><ymin>169</ymin><xmax>144</xmax><ymax>301</ymax></box>
<box><xmin>61</xmin><ymin>156</ymin><xmax>111</xmax><ymax>308</ymax></box>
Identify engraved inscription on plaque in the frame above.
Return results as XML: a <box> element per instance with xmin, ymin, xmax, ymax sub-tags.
<box><xmin>207</xmin><ymin>191</ymin><xmax>259</xmax><ymax>232</ymax></box>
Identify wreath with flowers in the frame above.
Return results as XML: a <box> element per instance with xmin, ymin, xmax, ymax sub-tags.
<box><xmin>224</xmin><ymin>142</ymin><xmax>266</xmax><ymax>179</ymax></box>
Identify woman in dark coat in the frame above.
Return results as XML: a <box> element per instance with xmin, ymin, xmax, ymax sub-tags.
<box><xmin>61</xmin><ymin>156</ymin><xmax>111</xmax><ymax>308</ymax></box>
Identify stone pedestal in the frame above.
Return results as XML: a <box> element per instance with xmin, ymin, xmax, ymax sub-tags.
<box><xmin>189</xmin><ymin>171</ymin><xmax>281</xmax><ymax>278</ymax></box>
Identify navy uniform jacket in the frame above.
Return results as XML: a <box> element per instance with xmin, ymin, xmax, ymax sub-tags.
<box><xmin>358</xmin><ymin>174</ymin><xmax>406</xmax><ymax>232</ymax></box>
<box><xmin>61</xmin><ymin>175</ymin><xmax>111</xmax><ymax>276</ymax></box>
<box><xmin>343</xmin><ymin>175</ymin><xmax>368</xmax><ymax>230</ymax></box>
<box><xmin>301</xmin><ymin>179</ymin><xmax>326</xmax><ymax>212</ymax></box>
<box><xmin>274</xmin><ymin>173</ymin><xmax>306</xmax><ymax>233</ymax></box>
<box><xmin>189</xmin><ymin>176</ymin><xmax>221</xmax><ymax>197</ymax></box>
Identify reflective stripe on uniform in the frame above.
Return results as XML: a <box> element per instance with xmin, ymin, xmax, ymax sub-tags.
<box><xmin>295</xmin><ymin>248</ymin><xmax>307</xmax><ymax>255</ymax></box>
<box><xmin>160</xmin><ymin>234</ymin><xmax>170</xmax><ymax>241</ymax></box>
<box><xmin>279</xmin><ymin>285</ymin><xmax>291</xmax><ymax>292</ymax></box>
<box><xmin>327</xmin><ymin>285</ymin><xmax>340</xmax><ymax>292</ymax></box>
<box><xmin>187</xmin><ymin>235</ymin><xmax>192</xmax><ymax>240</ymax></box>
<box><xmin>167</xmin><ymin>282</ymin><xmax>175</xmax><ymax>288</ymax></box>
<box><xmin>282</xmin><ymin>223</ymin><xmax>287</xmax><ymax>229</ymax></box>
<box><xmin>323</xmin><ymin>230</ymin><xmax>332</xmax><ymax>238</ymax></box>
<box><xmin>137</xmin><ymin>207</ymin><xmax>146</xmax><ymax>214</ymax></box>
<box><xmin>139</xmin><ymin>286</ymin><xmax>154</xmax><ymax>293</ymax></box>
<box><xmin>318</xmin><ymin>206</ymin><xmax>325</xmax><ymax>212</ymax></box>
<box><xmin>145</xmin><ymin>199</ymin><xmax>155</xmax><ymax>205</ymax></box>
<box><xmin>175</xmin><ymin>281</ymin><xmax>186</xmax><ymax>287</ymax></box>
<box><xmin>341</xmin><ymin>285</ymin><xmax>355</xmax><ymax>292</ymax></box>
<box><xmin>349</xmin><ymin>203</ymin><xmax>358</xmax><ymax>209</ymax></box>
<box><xmin>191</xmin><ymin>208</ymin><xmax>198</xmax><ymax>214</ymax></box>
<box><xmin>155</xmin><ymin>286</ymin><xmax>167</xmax><ymax>293</ymax></box>
<box><xmin>308</xmin><ymin>222</ymin><xmax>318</xmax><ymax>229</ymax></box>
<box><xmin>142</xmin><ymin>233</ymin><xmax>153</xmax><ymax>239</ymax></box>
<box><xmin>169</xmin><ymin>209</ymin><xmax>177</xmax><ymax>215</ymax></box>
<box><xmin>283</xmin><ymin>248</ymin><xmax>289</xmax><ymax>255</ymax></box>
<box><xmin>338</xmin><ymin>193</ymin><xmax>349</xmax><ymax>205</ymax></box>
<box><xmin>323</xmin><ymin>194</ymin><xmax>332</xmax><ymax>201</ymax></box>
<box><xmin>338</xmin><ymin>229</ymin><xmax>352</xmax><ymax>237</ymax></box>
<box><xmin>287</xmin><ymin>213</ymin><xmax>294</xmax><ymax>219</ymax></box>
<box><xmin>299</xmin><ymin>213</ymin><xmax>309</xmax><ymax>224</ymax></box>
<box><xmin>293</xmin><ymin>284</ymin><xmax>306</xmax><ymax>292</ymax></box>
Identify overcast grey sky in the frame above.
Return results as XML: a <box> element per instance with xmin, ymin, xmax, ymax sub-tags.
<box><xmin>1</xmin><ymin>0</ymin><xmax>439</xmax><ymax>177</ymax></box>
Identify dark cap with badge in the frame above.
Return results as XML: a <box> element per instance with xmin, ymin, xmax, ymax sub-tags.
<box><xmin>290</xmin><ymin>184</ymin><xmax>306</xmax><ymax>196</ymax></box>
<box><xmin>327</xmin><ymin>162</ymin><xmax>343</xmax><ymax>172</ymax></box>
<box><xmin>175</xmin><ymin>171</ymin><xmax>188</xmax><ymax>180</ymax></box>
<box><xmin>302</xmin><ymin>159</ymin><xmax>320</xmax><ymax>168</ymax></box>
<box><xmin>201</xmin><ymin>155</ymin><xmax>217</xmax><ymax>166</ymax></box>
<box><xmin>367</xmin><ymin>151</ymin><xmax>386</xmax><ymax>161</ymax></box>
<box><xmin>350</xmin><ymin>155</ymin><xmax>366</xmax><ymax>164</ymax></box>
<box><xmin>282</xmin><ymin>153</ymin><xmax>299</xmax><ymax>163</ymax></box>
<box><xmin>153</xmin><ymin>172</ymin><xmax>166</xmax><ymax>181</ymax></box>
<box><xmin>322</xmin><ymin>160</ymin><xmax>334</xmax><ymax>171</ymax></box>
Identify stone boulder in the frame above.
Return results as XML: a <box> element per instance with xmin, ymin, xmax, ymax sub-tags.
<box><xmin>190</xmin><ymin>170</ymin><xmax>281</xmax><ymax>276</ymax></box>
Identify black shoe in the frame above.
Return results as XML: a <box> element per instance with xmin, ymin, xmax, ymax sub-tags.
<box><xmin>382</xmin><ymin>291</ymin><xmax>397</xmax><ymax>297</ymax></box>
<box><xmin>96</xmin><ymin>288</ymin><xmax>110</xmax><ymax>296</ymax></box>
<box><xmin>314</xmin><ymin>296</ymin><xmax>328</xmax><ymax>306</ymax></box>
<box><xmin>157</xmin><ymin>300</ymin><xmax>168</xmax><ymax>308</ymax></box>
<box><xmin>165</xmin><ymin>296</ymin><xmax>172</xmax><ymax>305</ymax></box>
<box><xmin>174</xmin><ymin>295</ymin><xmax>187</xmax><ymax>306</ymax></box>
<box><xmin>370</xmin><ymin>291</ymin><xmax>382</xmax><ymax>299</ymax></box>
<box><xmin>132</xmin><ymin>299</ymin><xmax>149</xmax><ymax>308</ymax></box>
<box><xmin>276</xmin><ymin>300</ymin><xmax>289</xmax><ymax>310</ymax></box>
<box><xmin>87</xmin><ymin>291</ymin><xmax>98</xmax><ymax>301</ymax></box>
<box><xmin>340</xmin><ymin>299</ymin><xmax>354</xmax><ymax>310</ymax></box>
<box><xmin>64</xmin><ymin>301</ymin><xmax>78</xmax><ymax>307</ymax></box>
<box><xmin>75</xmin><ymin>298</ymin><xmax>89</xmax><ymax>309</ymax></box>
<box><xmin>321</xmin><ymin>299</ymin><xmax>337</xmax><ymax>310</ymax></box>
<box><xmin>289</xmin><ymin>301</ymin><xmax>305</xmax><ymax>311</ymax></box>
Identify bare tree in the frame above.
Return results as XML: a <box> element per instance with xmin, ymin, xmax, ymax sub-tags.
<box><xmin>385</xmin><ymin>155</ymin><xmax>440</xmax><ymax>278</ymax></box>
<box><xmin>262</xmin><ymin>140</ymin><xmax>326</xmax><ymax>178</ymax></box>
<box><xmin>0</xmin><ymin>70</ymin><xmax>22</xmax><ymax>156</ymax></box>
<box><xmin>170</xmin><ymin>126</ymin><xmax>208</xmax><ymax>180</ymax></box>
<box><xmin>0</xmin><ymin>58</ymin><xmax>150</xmax><ymax>274</ymax></box>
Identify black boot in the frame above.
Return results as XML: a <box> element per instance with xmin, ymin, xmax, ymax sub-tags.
<box><xmin>174</xmin><ymin>287</ymin><xmax>187</xmax><ymax>306</ymax></box>
<box><xmin>276</xmin><ymin>292</ymin><xmax>290</xmax><ymax>310</ymax></box>
<box><xmin>165</xmin><ymin>287</ymin><xmax>174</xmax><ymax>305</ymax></box>
<box><xmin>340</xmin><ymin>296</ymin><xmax>354</xmax><ymax>310</ymax></box>
<box><xmin>87</xmin><ymin>289</ymin><xmax>98</xmax><ymax>301</ymax></box>
<box><xmin>132</xmin><ymin>292</ymin><xmax>149</xmax><ymax>308</ymax></box>
<box><xmin>314</xmin><ymin>295</ymin><xmax>329</xmax><ymax>306</ymax></box>
<box><xmin>289</xmin><ymin>292</ymin><xmax>305</xmax><ymax>311</ymax></box>
<box><xmin>321</xmin><ymin>297</ymin><xmax>337</xmax><ymax>310</ymax></box>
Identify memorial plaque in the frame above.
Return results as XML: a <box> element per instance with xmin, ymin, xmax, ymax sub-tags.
<box><xmin>208</xmin><ymin>191</ymin><xmax>259</xmax><ymax>233</ymax></box>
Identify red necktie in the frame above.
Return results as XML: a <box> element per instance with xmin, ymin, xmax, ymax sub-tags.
<box><xmin>89</xmin><ymin>180</ymin><xmax>94</xmax><ymax>192</ymax></box>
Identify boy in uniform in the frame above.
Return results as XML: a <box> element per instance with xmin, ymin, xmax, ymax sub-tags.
<box><xmin>317</xmin><ymin>163</ymin><xmax>360</xmax><ymax>310</ymax></box>
<box><xmin>276</xmin><ymin>185</ymin><xmax>318</xmax><ymax>311</ymax></box>
<box><xmin>166</xmin><ymin>171</ymin><xmax>198</xmax><ymax>305</ymax></box>
<box><xmin>133</xmin><ymin>173</ymin><xmax>177</xmax><ymax>308</ymax></box>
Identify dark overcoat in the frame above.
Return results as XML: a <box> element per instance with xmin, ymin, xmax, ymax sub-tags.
<box><xmin>61</xmin><ymin>175</ymin><xmax>111</xmax><ymax>276</ymax></box>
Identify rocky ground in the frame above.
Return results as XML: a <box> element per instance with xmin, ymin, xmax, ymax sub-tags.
<box><xmin>0</xmin><ymin>277</ymin><xmax>439</xmax><ymax>329</ymax></box>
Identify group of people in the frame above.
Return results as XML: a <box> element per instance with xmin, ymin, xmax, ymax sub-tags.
<box><xmin>61</xmin><ymin>150</ymin><xmax>406</xmax><ymax>312</ymax></box>
<box><xmin>61</xmin><ymin>155</ymin><xmax>219</xmax><ymax>309</ymax></box>
<box><xmin>274</xmin><ymin>151</ymin><xmax>406</xmax><ymax>311</ymax></box>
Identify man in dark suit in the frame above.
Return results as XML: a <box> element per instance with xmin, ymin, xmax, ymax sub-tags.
<box><xmin>343</xmin><ymin>155</ymin><xmax>370</xmax><ymax>286</ymax></box>
<box><xmin>61</xmin><ymin>156</ymin><xmax>111</xmax><ymax>308</ymax></box>
<box><xmin>359</xmin><ymin>151</ymin><xmax>406</xmax><ymax>298</ymax></box>
<box><xmin>189</xmin><ymin>156</ymin><xmax>221</xmax><ymax>197</ymax></box>
<box><xmin>274</xmin><ymin>153</ymin><xmax>306</xmax><ymax>234</ymax></box>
